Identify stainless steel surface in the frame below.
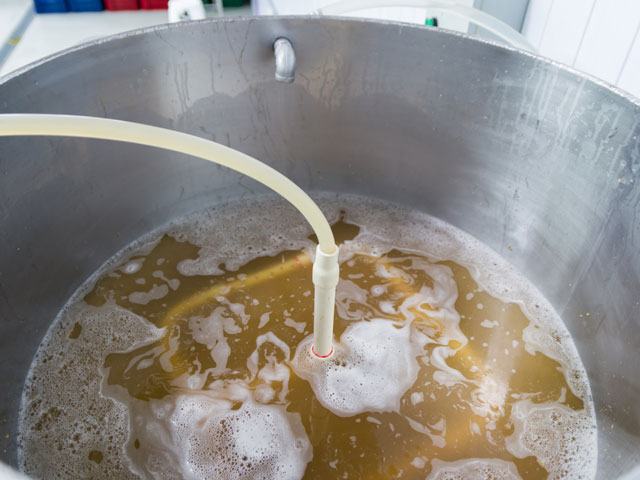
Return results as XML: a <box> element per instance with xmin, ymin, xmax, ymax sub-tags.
<box><xmin>273</xmin><ymin>36</ymin><xmax>295</xmax><ymax>82</ymax></box>
<box><xmin>0</xmin><ymin>16</ymin><xmax>638</xmax><ymax>478</ymax></box>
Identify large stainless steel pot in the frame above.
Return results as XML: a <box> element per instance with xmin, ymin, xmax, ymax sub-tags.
<box><xmin>0</xmin><ymin>16</ymin><xmax>638</xmax><ymax>478</ymax></box>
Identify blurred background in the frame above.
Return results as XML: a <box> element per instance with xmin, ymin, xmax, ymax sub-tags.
<box><xmin>0</xmin><ymin>0</ymin><xmax>638</xmax><ymax>98</ymax></box>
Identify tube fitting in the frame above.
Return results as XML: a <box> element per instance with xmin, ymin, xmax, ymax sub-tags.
<box><xmin>273</xmin><ymin>37</ymin><xmax>296</xmax><ymax>83</ymax></box>
<box><xmin>312</xmin><ymin>245</ymin><xmax>340</xmax><ymax>358</ymax></box>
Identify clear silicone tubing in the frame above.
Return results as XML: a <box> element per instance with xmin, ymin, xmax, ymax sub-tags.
<box><xmin>0</xmin><ymin>113</ymin><xmax>339</xmax><ymax>357</ymax></box>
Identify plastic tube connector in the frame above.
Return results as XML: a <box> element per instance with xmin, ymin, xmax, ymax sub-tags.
<box><xmin>312</xmin><ymin>245</ymin><xmax>340</xmax><ymax>358</ymax></box>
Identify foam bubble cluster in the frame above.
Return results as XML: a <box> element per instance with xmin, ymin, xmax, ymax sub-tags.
<box><xmin>427</xmin><ymin>458</ymin><xmax>520</xmax><ymax>480</ymax></box>
<box><xmin>168</xmin><ymin>198</ymin><xmax>325</xmax><ymax>273</ymax></box>
<box><xmin>18</xmin><ymin>303</ymin><xmax>163</xmax><ymax>479</ymax></box>
<box><xmin>122</xmin><ymin>393</ymin><xmax>311</xmax><ymax>480</ymax></box>
<box><xmin>321</xmin><ymin>194</ymin><xmax>591</xmax><ymax>402</ymax></box>
<box><xmin>291</xmin><ymin>319</ymin><xmax>426</xmax><ymax>417</ymax></box>
<box><xmin>17</xmin><ymin>193</ymin><xmax>597</xmax><ymax>479</ymax></box>
<box><xmin>505</xmin><ymin>400</ymin><xmax>597</xmax><ymax>479</ymax></box>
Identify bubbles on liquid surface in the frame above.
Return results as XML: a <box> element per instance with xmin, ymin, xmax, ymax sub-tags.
<box><xmin>505</xmin><ymin>400</ymin><xmax>598</xmax><ymax>479</ymax></box>
<box><xmin>291</xmin><ymin>319</ymin><xmax>427</xmax><ymax>416</ymax></box>
<box><xmin>427</xmin><ymin>458</ymin><xmax>521</xmax><ymax>480</ymax></box>
<box><xmin>118</xmin><ymin>392</ymin><xmax>311</xmax><ymax>480</ymax></box>
<box><xmin>17</xmin><ymin>193</ymin><xmax>597</xmax><ymax>480</ymax></box>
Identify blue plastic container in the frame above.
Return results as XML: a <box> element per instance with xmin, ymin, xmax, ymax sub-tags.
<box><xmin>67</xmin><ymin>0</ymin><xmax>104</xmax><ymax>11</ymax></box>
<box><xmin>33</xmin><ymin>0</ymin><xmax>68</xmax><ymax>13</ymax></box>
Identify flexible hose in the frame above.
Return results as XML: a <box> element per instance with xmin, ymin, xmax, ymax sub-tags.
<box><xmin>0</xmin><ymin>113</ymin><xmax>339</xmax><ymax>356</ymax></box>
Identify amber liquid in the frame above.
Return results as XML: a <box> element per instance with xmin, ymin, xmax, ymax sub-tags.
<box><xmin>63</xmin><ymin>219</ymin><xmax>587</xmax><ymax>479</ymax></box>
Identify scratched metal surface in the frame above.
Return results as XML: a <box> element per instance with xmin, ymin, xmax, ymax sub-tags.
<box><xmin>0</xmin><ymin>16</ymin><xmax>639</xmax><ymax>477</ymax></box>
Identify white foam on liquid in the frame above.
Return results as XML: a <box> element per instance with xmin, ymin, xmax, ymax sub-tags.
<box><xmin>427</xmin><ymin>458</ymin><xmax>521</xmax><ymax>480</ymax></box>
<box><xmin>18</xmin><ymin>302</ymin><xmax>164</xmax><ymax>479</ymax></box>
<box><xmin>505</xmin><ymin>399</ymin><xmax>597</xmax><ymax>479</ymax></box>
<box><xmin>291</xmin><ymin>319</ymin><xmax>427</xmax><ymax>417</ymax></box>
<box><xmin>169</xmin><ymin>198</ymin><xmax>323</xmax><ymax>274</ymax></box>
<box><xmin>325</xmin><ymin>194</ymin><xmax>592</xmax><ymax>406</ymax></box>
<box><xmin>17</xmin><ymin>192</ymin><xmax>597</xmax><ymax>480</ymax></box>
<box><xmin>117</xmin><ymin>391</ymin><xmax>311</xmax><ymax>480</ymax></box>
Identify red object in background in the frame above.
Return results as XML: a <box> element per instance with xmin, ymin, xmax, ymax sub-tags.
<box><xmin>139</xmin><ymin>0</ymin><xmax>167</xmax><ymax>8</ymax></box>
<box><xmin>104</xmin><ymin>0</ymin><xmax>139</xmax><ymax>9</ymax></box>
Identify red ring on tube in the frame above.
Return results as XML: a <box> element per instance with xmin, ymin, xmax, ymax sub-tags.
<box><xmin>311</xmin><ymin>345</ymin><xmax>333</xmax><ymax>358</ymax></box>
